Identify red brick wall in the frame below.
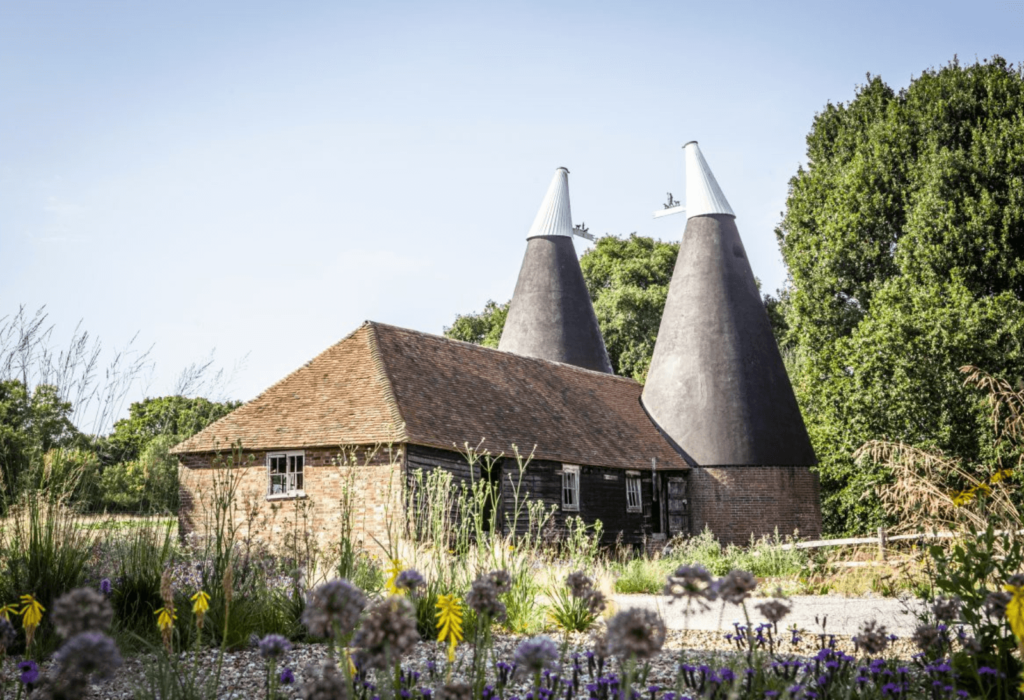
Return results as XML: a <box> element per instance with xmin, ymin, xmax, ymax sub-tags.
<box><xmin>178</xmin><ymin>445</ymin><xmax>404</xmax><ymax>555</ymax></box>
<box><xmin>687</xmin><ymin>466</ymin><xmax>822</xmax><ymax>545</ymax></box>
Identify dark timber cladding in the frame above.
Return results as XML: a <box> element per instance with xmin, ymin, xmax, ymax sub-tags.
<box><xmin>642</xmin><ymin>212</ymin><xmax>816</xmax><ymax>466</ymax></box>
<box><xmin>499</xmin><ymin>235</ymin><xmax>613</xmax><ymax>374</ymax></box>
<box><xmin>498</xmin><ymin>167</ymin><xmax>613</xmax><ymax>374</ymax></box>
<box><xmin>403</xmin><ymin>444</ymin><xmax>654</xmax><ymax>545</ymax></box>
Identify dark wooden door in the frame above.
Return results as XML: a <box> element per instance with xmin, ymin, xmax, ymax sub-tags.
<box><xmin>666</xmin><ymin>475</ymin><xmax>689</xmax><ymax>536</ymax></box>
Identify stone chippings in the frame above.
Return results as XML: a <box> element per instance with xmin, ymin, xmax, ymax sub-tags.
<box><xmin>0</xmin><ymin>630</ymin><xmax>923</xmax><ymax>699</ymax></box>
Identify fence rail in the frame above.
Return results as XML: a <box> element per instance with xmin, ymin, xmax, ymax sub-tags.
<box><xmin>780</xmin><ymin>528</ymin><xmax>1022</xmax><ymax>559</ymax></box>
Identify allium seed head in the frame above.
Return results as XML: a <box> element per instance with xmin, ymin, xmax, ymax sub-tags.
<box><xmin>931</xmin><ymin>596</ymin><xmax>962</xmax><ymax>623</ymax></box>
<box><xmin>352</xmin><ymin>596</ymin><xmax>420</xmax><ymax>669</ymax></box>
<box><xmin>394</xmin><ymin>569</ymin><xmax>426</xmax><ymax>593</ymax></box>
<box><xmin>488</xmin><ymin>570</ymin><xmax>513</xmax><ymax>595</ymax></box>
<box><xmin>0</xmin><ymin>617</ymin><xmax>16</xmax><ymax>652</ymax></box>
<box><xmin>755</xmin><ymin>599</ymin><xmax>791</xmax><ymax>625</ymax></box>
<box><xmin>466</xmin><ymin>574</ymin><xmax>507</xmax><ymax>621</ymax></box>
<box><xmin>51</xmin><ymin>588</ymin><xmax>114</xmax><ymax>639</ymax></box>
<box><xmin>911</xmin><ymin>624</ymin><xmax>943</xmax><ymax>653</ymax></box>
<box><xmin>605</xmin><ymin>608</ymin><xmax>667</xmax><ymax>661</ymax></box>
<box><xmin>715</xmin><ymin>570</ymin><xmax>757</xmax><ymax>605</ymax></box>
<box><xmin>300</xmin><ymin>659</ymin><xmax>350</xmax><ymax>700</ymax></box>
<box><xmin>53</xmin><ymin>631</ymin><xmax>123</xmax><ymax>682</ymax></box>
<box><xmin>513</xmin><ymin>635</ymin><xmax>559</xmax><ymax>675</ymax></box>
<box><xmin>664</xmin><ymin>564</ymin><xmax>714</xmax><ymax>608</ymax></box>
<box><xmin>585</xmin><ymin>589</ymin><xmax>608</xmax><ymax>615</ymax></box>
<box><xmin>854</xmin><ymin>620</ymin><xmax>889</xmax><ymax>655</ymax></box>
<box><xmin>258</xmin><ymin>633</ymin><xmax>292</xmax><ymax>660</ymax></box>
<box><xmin>302</xmin><ymin>578</ymin><xmax>367</xmax><ymax>639</ymax></box>
<box><xmin>984</xmin><ymin>590</ymin><xmax>1012</xmax><ymax>619</ymax></box>
<box><xmin>566</xmin><ymin>571</ymin><xmax>595</xmax><ymax>598</ymax></box>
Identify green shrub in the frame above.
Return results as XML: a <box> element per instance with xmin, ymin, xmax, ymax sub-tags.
<box><xmin>613</xmin><ymin>558</ymin><xmax>666</xmax><ymax>594</ymax></box>
<box><xmin>927</xmin><ymin>522</ymin><xmax>1023</xmax><ymax>695</ymax></box>
<box><xmin>0</xmin><ymin>498</ymin><xmax>92</xmax><ymax>654</ymax></box>
<box><xmin>109</xmin><ymin>521</ymin><xmax>176</xmax><ymax>646</ymax></box>
<box><xmin>504</xmin><ymin>575</ymin><xmax>544</xmax><ymax>635</ymax></box>
<box><xmin>546</xmin><ymin>585</ymin><xmax>598</xmax><ymax>632</ymax></box>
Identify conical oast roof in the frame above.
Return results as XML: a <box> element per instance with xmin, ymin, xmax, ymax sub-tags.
<box><xmin>498</xmin><ymin>169</ymin><xmax>614</xmax><ymax>374</ymax></box>
<box><xmin>641</xmin><ymin>143</ymin><xmax>816</xmax><ymax>466</ymax></box>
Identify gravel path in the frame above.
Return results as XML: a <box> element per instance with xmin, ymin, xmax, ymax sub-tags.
<box><xmin>0</xmin><ymin>595</ymin><xmax>929</xmax><ymax>699</ymax></box>
<box><xmin>613</xmin><ymin>593</ymin><xmax>926</xmax><ymax>636</ymax></box>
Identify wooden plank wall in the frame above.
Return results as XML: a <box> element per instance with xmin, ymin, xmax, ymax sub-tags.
<box><xmin>404</xmin><ymin>444</ymin><xmax>688</xmax><ymax>547</ymax></box>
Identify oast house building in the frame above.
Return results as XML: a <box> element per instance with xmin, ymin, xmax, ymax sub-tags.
<box><xmin>172</xmin><ymin>145</ymin><xmax>822</xmax><ymax>551</ymax></box>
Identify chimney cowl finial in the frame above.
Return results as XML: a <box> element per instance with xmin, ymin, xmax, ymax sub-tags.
<box><xmin>526</xmin><ymin>168</ymin><xmax>575</xmax><ymax>239</ymax></box>
<box><xmin>684</xmin><ymin>142</ymin><xmax>735</xmax><ymax>220</ymax></box>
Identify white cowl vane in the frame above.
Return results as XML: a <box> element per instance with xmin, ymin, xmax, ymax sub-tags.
<box><xmin>526</xmin><ymin>167</ymin><xmax>574</xmax><ymax>238</ymax></box>
<box><xmin>684</xmin><ymin>141</ymin><xmax>735</xmax><ymax>219</ymax></box>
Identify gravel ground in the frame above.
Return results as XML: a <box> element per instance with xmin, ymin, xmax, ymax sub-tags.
<box><xmin>620</xmin><ymin>593</ymin><xmax>926</xmax><ymax>636</ymax></box>
<box><xmin>0</xmin><ymin>624</ymin><xmax>923</xmax><ymax>700</ymax></box>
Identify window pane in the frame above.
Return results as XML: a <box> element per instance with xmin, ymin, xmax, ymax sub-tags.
<box><xmin>295</xmin><ymin>472</ymin><xmax>303</xmax><ymax>490</ymax></box>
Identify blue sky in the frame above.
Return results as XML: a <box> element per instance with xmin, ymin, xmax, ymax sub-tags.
<box><xmin>2</xmin><ymin>0</ymin><xmax>1021</xmax><ymax>424</ymax></box>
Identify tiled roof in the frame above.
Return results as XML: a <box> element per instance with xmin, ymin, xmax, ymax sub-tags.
<box><xmin>173</xmin><ymin>322</ymin><xmax>690</xmax><ymax>471</ymax></box>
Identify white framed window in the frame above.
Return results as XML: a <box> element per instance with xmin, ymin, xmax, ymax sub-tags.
<box><xmin>267</xmin><ymin>451</ymin><xmax>305</xmax><ymax>497</ymax></box>
<box><xmin>562</xmin><ymin>464</ymin><xmax>580</xmax><ymax>511</ymax></box>
<box><xmin>625</xmin><ymin>474</ymin><xmax>642</xmax><ymax>512</ymax></box>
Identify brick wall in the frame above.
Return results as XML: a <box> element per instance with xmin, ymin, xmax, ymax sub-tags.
<box><xmin>687</xmin><ymin>466</ymin><xmax>822</xmax><ymax>545</ymax></box>
<box><xmin>178</xmin><ymin>445</ymin><xmax>404</xmax><ymax>555</ymax></box>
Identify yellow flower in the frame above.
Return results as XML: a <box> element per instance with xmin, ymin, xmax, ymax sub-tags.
<box><xmin>19</xmin><ymin>595</ymin><xmax>44</xmax><ymax>630</ymax></box>
<box><xmin>435</xmin><ymin>594</ymin><xmax>463</xmax><ymax>662</ymax></box>
<box><xmin>155</xmin><ymin>606</ymin><xmax>177</xmax><ymax>632</ymax></box>
<box><xmin>344</xmin><ymin>649</ymin><xmax>357</xmax><ymax>676</ymax></box>
<box><xmin>991</xmin><ymin>468</ymin><xmax>1014</xmax><ymax>484</ymax></box>
<box><xmin>191</xmin><ymin>591</ymin><xmax>210</xmax><ymax>615</ymax></box>
<box><xmin>1005</xmin><ymin>581</ymin><xmax>1024</xmax><ymax>643</ymax></box>
<box><xmin>385</xmin><ymin>559</ymin><xmax>402</xmax><ymax>595</ymax></box>
<box><xmin>0</xmin><ymin>603</ymin><xmax>18</xmax><ymax>621</ymax></box>
<box><xmin>191</xmin><ymin>590</ymin><xmax>210</xmax><ymax>629</ymax></box>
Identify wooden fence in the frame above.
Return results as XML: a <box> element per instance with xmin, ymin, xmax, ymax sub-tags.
<box><xmin>780</xmin><ymin>527</ymin><xmax>1022</xmax><ymax>561</ymax></box>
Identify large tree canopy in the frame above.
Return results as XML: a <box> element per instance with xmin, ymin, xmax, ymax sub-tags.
<box><xmin>444</xmin><ymin>234</ymin><xmax>680</xmax><ymax>381</ymax></box>
<box><xmin>0</xmin><ymin>380</ymin><xmax>77</xmax><ymax>502</ymax></box>
<box><xmin>105</xmin><ymin>395</ymin><xmax>241</xmax><ymax>463</ymax></box>
<box><xmin>777</xmin><ymin>57</ymin><xmax>1024</xmax><ymax>534</ymax></box>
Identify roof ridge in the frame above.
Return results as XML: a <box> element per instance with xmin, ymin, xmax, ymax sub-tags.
<box><xmin>365</xmin><ymin>322</ymin><xmax>409</xmax><ymax>442</ymax></box>
<box><xmin>372</xmin><ymin>321</ymin><xmax>639</xmax><ymax>385</ymax></box>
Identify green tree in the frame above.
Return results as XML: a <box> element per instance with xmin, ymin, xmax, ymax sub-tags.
<box><xmin>99</xmin><ymin>434</ymin><xmax>180</xmax><ymax>513</ymax></box>
<box><xmin>777</xmin><ymin>57</ymin><xmax>1024</xmax><ymax>534</ymax></box>
<box><xmin>95</xmin><ymin>395</ymin><xmax>238</xmax><ymax>512</ymax></box>
<box><xmin>580</xmin><ymin>234</ymin><xmax>678</xmax><ymax>381</ymax></box>
<box><xmin>105</xmin><ymin>395</ymin><xmax>240</xmax><ymax>463</ymax></box>
<box><xmin>444</xmin><ymin>300</ymin><xmax>509</xmax><ymax>348</ymax></box>
<box><xmin>0</xmin><ymin>379</ymin><xmax>77</xmax><ymax>503</ymax></box>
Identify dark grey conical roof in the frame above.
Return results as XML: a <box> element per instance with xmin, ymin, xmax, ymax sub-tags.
<box><xmin>641</xmin><ymin>144</ymin><xmax>816</xmax><ymax>466</ymax></box>
<box><xmin>498</xmin><ymin>169</ymin><xmax>613</xmax><ymax>374</ymax></box>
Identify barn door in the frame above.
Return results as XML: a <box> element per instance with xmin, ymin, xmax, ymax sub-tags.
<box><xmin>666</xmin><ymin>475</ymin><xmax>689</xmax><ymax>536</ymax></box>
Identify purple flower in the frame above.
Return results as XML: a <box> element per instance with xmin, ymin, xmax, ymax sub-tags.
<box><xmin>54</xmin><ymin>632</ymin><xmax>123</xmax><ymax>681</ymax></box>
<box><xmin>280</xmin><ymin>667</ymin><xmax>295</xmax><ymax>684</ymax></box>
<box><xmin>99</xmin><ymin>578</ymin><xmax>113</xmax><ymax>595</ymax></box>
<box><xmin>514</xmin><ymin>636</ymin><xmax>559</xmax><ymax>675</ymax></box>
<box><xmin>258</xmin><ymin>633</ymin><xmax>292</xmax><ymax>660</ymax></box>
<box><xmin>19</xmin><ymin>660</ymin><xmax>39</xmax><ymax>685</ymax></box>
<box><xmin>395</xmin><ymin>569</ymin><xmax>426</xmax><ymax>593</ymax></box>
